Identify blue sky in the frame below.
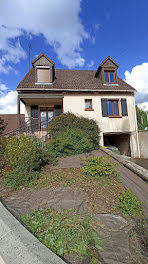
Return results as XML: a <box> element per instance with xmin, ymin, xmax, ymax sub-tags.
<box><xmin>0</xmin><ymin>0</ymin><xmax>148</xmax><ymax>113</ymax></box>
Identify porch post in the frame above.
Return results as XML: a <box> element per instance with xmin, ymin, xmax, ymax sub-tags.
<box><xmin>17</xmin><ymin>95</ymin><xmax>21</xmax><ymax>132</ymax></box>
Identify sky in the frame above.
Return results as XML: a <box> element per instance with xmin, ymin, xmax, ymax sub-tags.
<box><xmin>0</xmin><ymin>0</ymin><xmax>148</xmax><ymax>114</ymax></box>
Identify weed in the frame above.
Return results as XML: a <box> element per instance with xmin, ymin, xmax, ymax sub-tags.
<box><xmin>81</xmin><ymin>156</ymin><xmax>120</xmax><ymax>180</ymax></box>
<box><xmin>118</xmin><ymin>188</ymin><xmax>143</xmax><ymax>216</ymax></box>
<box><xmin>21</xmin><ymin>209</ymin><xmax>102</xmax><ymax>263</ymax></box>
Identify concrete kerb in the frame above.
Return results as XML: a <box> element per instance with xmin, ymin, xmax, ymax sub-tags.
<box><xmin>0</xmin><ymin>201</ymin><xmax>66</xmax><ymax>264</ymax></box>
<box><xmin>100</xmin><ymin>146</ymin><xmax>148</xmax><ymax>182</ymax></box>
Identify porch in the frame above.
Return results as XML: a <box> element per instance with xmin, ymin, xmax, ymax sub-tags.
<box><xmin>17</xmin><ymin>94</ymin><xmax>63</xmax><ymax>138</ymax></box>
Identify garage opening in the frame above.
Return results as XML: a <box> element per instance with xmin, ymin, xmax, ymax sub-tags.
<box><xmin>104</xmin><ymin>133</ymin><xmax>131</xmax><ymax>156</ymax></box>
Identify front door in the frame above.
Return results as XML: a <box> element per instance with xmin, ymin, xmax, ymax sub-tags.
<box><xmin>40</xmin><ymin>107</ymin><xmax>54</xmax><ymax>131</ymax></box>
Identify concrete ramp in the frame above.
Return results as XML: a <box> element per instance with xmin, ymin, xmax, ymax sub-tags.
<box><xmin>0</xmin><ymin>202</ymin><xmax>66</xmax><ymax>264</ymax></box>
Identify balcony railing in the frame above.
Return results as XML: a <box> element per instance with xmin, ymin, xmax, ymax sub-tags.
<box><xmin>2</xmin><ymin>116</ymin><xmax>54</xmax><ymax>141</ymax></box>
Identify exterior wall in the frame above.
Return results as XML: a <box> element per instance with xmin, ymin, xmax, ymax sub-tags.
<box><xmin>63</xmin><ymin>93</ymin><xmax>140</xmax><ymax>158</ymax></box>
<box><xmin>24</xmin><ymin>105</ymin><xmax>31</xmax><ymax>119</ymax></box>
<box><xmin>138</xmin><ymin>131</ymin><xmax>148</xmax><ymax>158</ymax></box>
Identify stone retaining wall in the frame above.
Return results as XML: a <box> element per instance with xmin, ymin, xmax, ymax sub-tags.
<box><xmin>138</xmin><ymin>130</ymin><xmax>148</xmax><ymax>158</ymax></box>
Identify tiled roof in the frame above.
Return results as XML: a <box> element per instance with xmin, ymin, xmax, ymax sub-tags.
<box><xmin>32</xmin><ymin>52</ymin><xmax>54</xmax><ymax>65</ymax></box>
<box><xmin>17</xmin><ymin>68</ymin><xmax>136</xmax><ymax>92</ymax></box>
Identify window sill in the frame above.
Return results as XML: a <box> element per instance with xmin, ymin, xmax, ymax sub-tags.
<box><xmin>85</xmin><ymin>109</ymin><xmax>94</xmax><ymax>111</ymax></box>
<box><xmin>108</xmin><ymin>116</ymin><xmax>122</xmax><ymax>118</ymax></box>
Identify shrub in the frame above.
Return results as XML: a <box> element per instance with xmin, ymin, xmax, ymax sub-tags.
<box><xmin>5</xmin><ymin>135</ymin><xmax>48</xmax><ymax>172</ymax></box>
<box><xmin>21</xmin><ymin>209</ymin><xmax>102</xmax><ymax>263</ymax></box>
<box><xmin>0</xmin><ymin>117</ymin><xmax>6</xmax><ymax>136</ymax></box>
<box><xmin>49</xmin><ymin>112</ymin><xmax>100</xmax><ymax>148</ymax></box>
<box><xmin>5</xmin><ymin>169</ymin><xmax>39</xmax><ymax>189</ymax></box>
<box><xmin>0</xmin><ymin>137</ymin><xmax>8</xmax><ymax>154</ymax></box>
<box><xmin>47</xmin><ymin>128</ymin><xmax>93</xmax><ymax>158</ymax></box>
<box><xmin>118</xmin><ymin>188</ymin><xmax>143</xmax><ymax>216</ymax></box>
<box><xmin>81</xmin><ymin>156</ymin><xmax>119</xmax><ymax>179</ymax></box>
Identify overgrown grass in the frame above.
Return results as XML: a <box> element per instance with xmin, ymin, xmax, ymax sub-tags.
<box><xmin>118</xmin><ymin>188</ymin><xmax>143</xmax><ymax>216</ymax></box>
<box><xmin>81</xmin><ymin>156</ymin><xmax>120</xmax><ymax>181</ymax></box>
<box><xmin>21</xmin><ymin>209</ymin><xmax>102</xmax><ymax>263</ymax></box>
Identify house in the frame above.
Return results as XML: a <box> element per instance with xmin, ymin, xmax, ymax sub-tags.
<box><xmin>0</xmin><ymin>114</ymin><xmax>25</xmax><ymax>136</ymax></box>
<box><xmin>17</xmin><ymin>53</ymin><xmax>140</xmax><ymax>158</ymax></box>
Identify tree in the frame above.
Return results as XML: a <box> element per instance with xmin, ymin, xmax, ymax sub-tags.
<box><xmin>136</xmin><ymin>106</ymin><xmax>148</xmax><ymax>130</ymax></box>
<box><xmin>0</xmin><ymin>117</ymin><xmax>5</xmax><ymax>136</ymax></box>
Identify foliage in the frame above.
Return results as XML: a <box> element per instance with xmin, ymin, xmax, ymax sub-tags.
<box><xmin>0</xmin><ymin>117</ymin><xmax>6</xmax><ymax>136</ymax></box>
<box><xmin>118</xmin><ymin>188</ymin><xmax>143</xmax><ymax>216</ymax></box>
<box><xmin>81</xmin><ymin>156</ymin><xmax>119</xmax><ymax>180</ymax></box>
<box><xmin>21</xmin><ymin>209</ymin><xmax>102</xmax><ymax>263</ymax></box>
<box><xmin>0</xmin><ymin>137</ymin><xmax>8</xmax><ymax>154</ymax></box>
<box><xmin>5</xmin><ymin>169</ymin><xmax>39</xmax><ymax>189</ymax></box>
<box><xmin>49</xmin><ymin>112</ymin><xmax>100</xmax><ymax>148</ymax></box>
<box><xmin>136</xmin><ymin>217</ymin><xmax>148</xmax><ymax>248</ymax></box>
<box><xmin>47</xmin><ymin>128</ymin><xmax>93</xmax><ymax>158</ymax></box>
<box><xmin>4</xmin><ymin>135</ymin><xmax>51</xmax><ymax>188</ymax></box>
<box><xmin>136</xmin><ymin>106</ymin><xmax>148</xmax><ymax>130</ymax></box>
<box><xmin>5</xmin><ymin>135</ymin><xmax>48</xmax><ymax>172</ymax></box>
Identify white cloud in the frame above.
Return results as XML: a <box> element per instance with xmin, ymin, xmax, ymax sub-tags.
<box><xmin>0</xmin><ymin>83</ymin><xmax>8</xmax><ymax>91</ymax></box>
<box><xmin>0</xmin><ymin>90</ymin><xmax>24</xmax><ymax>114</ymax></box>
<box><xmin>138</xmin><ymin>102</ymin><xmax>148</xmax><ymax>112</ymax></box>
<box><xmin>87</xmin><ymin>60</ymin><xmax>94</xmax><ymax>68</ymax></box>
<box><xmin>124</xmin><ymin>62</ymin><xmax>148</xmax><ymax>110</ymax></box>
<box><xmin>124</xmin><ymin>63</ymin><xmax>148</xmax><ymax>95</ymax></box>
<box><xmin>0</xmin><ymin>0</ymin><xmax>89</xmax><ymax>70</ymax></box>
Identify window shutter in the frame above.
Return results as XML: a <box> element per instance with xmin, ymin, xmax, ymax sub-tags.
<box><xmin>31</xmin><ymin>106</ymin><xmax>39</xmax><ymax>131</ymax></box>
<box><xmin>101</xmin><ymin>99</ymin><xmax>108</xmax><ymax>117</ymax></box>
<box><xmin>121</xmin><ymin>99</ymin><xmax>128</xmax><ymax>116</ymax></box>
<box><xmin>37</xmin><ymin>68</ymin><xmax>50</xmax><ymax>83</ymax></box>
<box><xmin>55</xmin><ymin>105</ymin><xmax>62</xmax><ymax>117</ymax></box>
<box><xmin>31</xmin><ymin>106</ymin><xmax>38</xmax><ymax>118</ymax></box>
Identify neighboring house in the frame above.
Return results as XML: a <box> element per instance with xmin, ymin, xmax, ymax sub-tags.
<box><xmin>0</xmin><ymin>114</ymin><xmax>24</xmax><ymax>136</ymax></box>
<box><xmin>17</xmin><ymin>53</ymin><xmax>140</xmax><ymax>158</ymax></box>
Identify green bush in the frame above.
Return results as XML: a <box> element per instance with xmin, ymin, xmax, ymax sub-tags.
<box><xmin>4</xmin><ymin>135</ymin><xmax>51</xmax><ymax>188</ymax></box>
<box><xmin>21</xmin><ymin>209</ymin><xmax>102</xmax><ymax>263</ymax></box>
<box><xmin>118</xmin><ymin>188</ymin><xmax>143</xmax><ymax>216</ymax></box>
<box><xmin>47</xmin><ymin>128</ymin><xmax>93</xmax><ymax>158</ymax></box>
<box><xmin>5</xmin><ymin>135</ymin><xmax>48</xmax><ymax>172</ymax></box>
<box><xmin>5</xmin><ymin>169</ymin><xmax>39</xmax><ymax>189</ymax></box>
<box><xmin>0</xmin><ymin>137</ymin><xmax>8</xmax><ymax>154</ymax></box>
<box><xmin>49</xmin><ymin>112</ymin><xmax>100</xmax><ymax>148</ymax></box>
<box><xmin>81</xmin><ymin>156</ymin><xmax>119</xmax><ymax>179</ymax></box>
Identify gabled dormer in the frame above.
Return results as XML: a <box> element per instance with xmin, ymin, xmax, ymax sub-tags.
<box><xmin>95</xmin><ymin>56</ymin><xmax>119</xmax><ymax>84</ymax></box>
<box><xmin>32</xmin><ymin>53</ymin><xmax>55</xmax><ymax>84</ymax></box>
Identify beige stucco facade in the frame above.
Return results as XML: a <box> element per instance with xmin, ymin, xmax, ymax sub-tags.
<box><xmin>63</xmin><ymin>93</ymin><xmax>140</xmax><ymax>158</ymax></box>
<box><xmin>23</xmin><ymin>92</ymin><xmax>140</xmax><ymax>158</ymax></box>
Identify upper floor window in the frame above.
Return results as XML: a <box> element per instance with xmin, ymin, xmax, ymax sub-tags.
<box><xmin>104</xmin><ymin>70</ymin><xmax>115</xmax><ymax>83</ymax></box>
<box><xmin>37</xmin><ymin>67</ymin><xmax>50</xmax><ymax>83</ymax></box>
<box><xmin>108</xmin><ymin>100</ymin><xmax>118</xmax><ymax>116</ymax></box>
<box><xmin>85</xmin><ymin>99</ymin><xmax>93</xmax><ymax>110</ymax></box>
<box><xmin>101</xmin><ymin>98</ymin><xmax>128</xmax><ymax>117</ymax></box>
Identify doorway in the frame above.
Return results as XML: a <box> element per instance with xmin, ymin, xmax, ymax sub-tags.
<box><xmin>40</xmin><ymin>107</ymin><xmax>54</xmax><ymax>131</ymax></box>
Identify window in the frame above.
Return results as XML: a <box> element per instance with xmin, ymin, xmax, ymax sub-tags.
<box><xmin>101</xmin><ymin>98</ymin><xmax>128</xmax><ymax>117</ymax></box>
<box><xmin>85</xmin><ymin>99</ymin><xmax>93</xmax><ymax>110</ymax></box>
<box><xmin>104</xmin><ymin>70</ymin><xmax>115</xmax><ymax>83</ymax></box>
<box><xmin>108</xmin><ymin>100</ymin><xmax>118</xmax><ymax>116</ymax></box>
<box><xmin>37</xmin><ymin>68</ymin><xmax>50</xmax><ymax>83</ymax></box>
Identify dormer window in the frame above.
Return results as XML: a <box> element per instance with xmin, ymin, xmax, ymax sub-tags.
<box><xmin>37</xmin><ymin>66</ymin><xmax>50</xmax><ymax>83</ymax></box>
<box><xmin>104</xmin><ymin>70</ymin><xmax>115</xmax><ymax>83</ymax></box>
